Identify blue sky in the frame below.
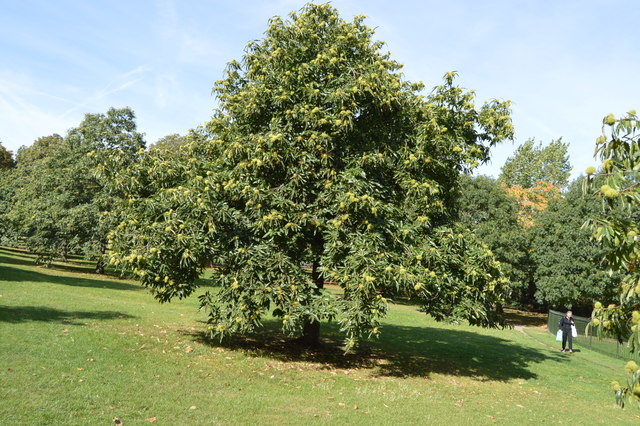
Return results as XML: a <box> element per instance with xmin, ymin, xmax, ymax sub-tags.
<box><xmin>1</xmin><ymin>0</ymin><xmax>638</xmax><ymax>179</ymax></box>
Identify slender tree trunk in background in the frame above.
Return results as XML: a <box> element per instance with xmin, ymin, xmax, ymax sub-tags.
<box><xmin>526</xmin><ymin>279</ymin><xmax>539</xmax><ymax>311</ymax></box>
<box><xmin>95</xmin><ymin>259</ymin><xmax>105</xmax><ymax>274</ymax></box>
<box><xmin>95</xmin><ymin>242</ymin><xmax>106</xmax><ymax>274</ymax></box>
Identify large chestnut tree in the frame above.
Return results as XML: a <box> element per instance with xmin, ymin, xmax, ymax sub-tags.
<box><xmin>108</xmin><ymin>4</ymin><xmax>513</xmax><ymax>349</ymax></box>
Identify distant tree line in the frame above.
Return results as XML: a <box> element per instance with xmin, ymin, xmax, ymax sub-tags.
<box><xmin>0</xmin><ymin>109</ymin><xmax>184</xmax><ymax>271</ymax></box>
<box><xmin>0</xmin><ymin>117</ymin><xmax>618</xmax><ymax>317</ymax></box>
<box><xmin>0</xmin><ymin>123</ymin><xmax>619</xmax><ymax>318</ymax></box>
<box><xmin>459</xmin><ymin>139</ymin><xmax>619</xmax><ymax>315</ymax></box>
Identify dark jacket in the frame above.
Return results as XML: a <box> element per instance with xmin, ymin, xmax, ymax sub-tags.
<box><xmin>558</xmin><ymin>316</ymin><xmax>575</xmax><ymax>333</ymax></box>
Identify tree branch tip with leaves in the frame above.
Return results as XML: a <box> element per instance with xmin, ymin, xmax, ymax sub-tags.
<box><xmin>584</xmin><ymin>110</ymin><xmax>640</xmax><ymax>407</ymax></box>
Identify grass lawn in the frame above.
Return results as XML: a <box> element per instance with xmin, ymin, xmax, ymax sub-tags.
<box><xmin>1</xmin><ymin>246</ymin><xmax>639</xmax><ymax>425</ymax></box>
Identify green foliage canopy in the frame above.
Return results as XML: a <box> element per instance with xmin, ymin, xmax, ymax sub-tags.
<box><xmin>458</xmin><ymin>175</ymin><xmax>535</xmax><ymax>307</ymax></box>
<box><xmin>15</xmin><ymin>134</ymin><xmax>64</xmax><ymax>165</ymax></box>
<box><xmin>107</xmin><ymin>4</ymin><xmax>514</xmax><ymax>349</ymax></box>
<box><xmin>0</xmin><ymin>168</ymin><xmax>15</xmax><ymax>242</ymax></box>
<box><xmin>149</xmin><ymin>134</ymin><xmax>189</xmax><ymax>153</ymax></box>
<box><xmin>0</xmin><ymin>141</ymin><xmax>16</xmax><ymax>170</ymax></box>
<box><xmin>8</xmin><ymin>108</ymin><xmax>144</xmax><ymax>266</ymax></box>
<box><xmin>531</xmin><ymin>178</ymin><xmax>619</xmax><ymax>312</ymax></box>
<box><xmin>499</xmin><ymin>138</ymin><xmax>572</xmax><ymax>189</ymax></box>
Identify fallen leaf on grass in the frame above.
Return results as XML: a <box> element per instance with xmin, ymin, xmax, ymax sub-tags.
<box><xmin>185</xmin><ymin>347</ymin><xmax>194</xmax><ymax>353</ymax></box>
<box><xmin>145</xmin><ymin>417</ymin><xmax>157</xmax><ymax>422</ymax></box>
<box><xmin>338</xmin><ymin>402</ymin><xmax>345</xmax><ymax>407</ymax></box>
<box><xmin>189</xmin><ymin>406</ymin><xmax>197</xmax><ymax>410</ymax></box>
<box><xmin>61</xmin><ymin>329</ymin><xmax>69</xmax><ymax>333</ymax></box>
<box><xmin>87</xmin><ymin>358</ymin><xmax>95</xmax><ymax>362</ymax></box>
<box><xmin>77</xmin><ymin>368</ymin><xmax>85</xmax><ymax>371</ymax></box>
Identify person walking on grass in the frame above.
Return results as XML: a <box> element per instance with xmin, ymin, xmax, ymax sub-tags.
<box><xmin>558</xmin><ymin>310</ymin><xmax>575</xmax><ymax>353</ymax></box>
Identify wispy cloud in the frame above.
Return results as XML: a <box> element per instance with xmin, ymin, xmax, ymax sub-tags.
<box><xmin>0</xmin><ymin>75</ymin><xmax>77</xmax><ymax>149</ymax></box>
<box><xmin>0</xmin><ymin>65</ymin><xmax>151</xmax><ymax>150</ymax></box>
<box><xmin>60</xmin><ymin>65</ymin><xmax>151</xmax><ymax>118</ymax></box>
<box><xmin>153</xmin><ymin>73</ymin><xmax>179</xmax><ymax>108</ymax></box>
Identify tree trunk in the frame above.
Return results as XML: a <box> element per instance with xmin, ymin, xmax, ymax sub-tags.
<box><xmin>300</xmin><ymin>320</ymin><xmax>321</xmax><ymax>347</ymax></box>
<box><xmin>95</xmin><ymin>242</ymin><xmax>107</xmax><ymax>274</ymax></box>
<box><xmin>95</xmin><ymin>259</ymin><xmax>105</xmax><ymax>274</ymax></box>
<box><xmin>299</xmin><ymin>236</ymin><xmax>324</xmax><ymax>347</ymax></box>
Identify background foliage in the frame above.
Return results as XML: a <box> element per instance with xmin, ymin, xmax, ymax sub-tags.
<box><xmin>5</xmin><ymin>108</ymin><xmax>144</xmax><ymax>269</ymax></box>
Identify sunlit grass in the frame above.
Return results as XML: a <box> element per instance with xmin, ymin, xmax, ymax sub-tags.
<box><xmin>1</xmin><ymin>246</ymin><xmax>639</xmax><ymax>424</ymax></box>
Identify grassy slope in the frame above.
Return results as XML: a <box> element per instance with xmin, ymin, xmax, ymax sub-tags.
<box><xmin>1</xmin><ymin>246</ymin><xmax>639</xmax><ymax>425</ymax></box>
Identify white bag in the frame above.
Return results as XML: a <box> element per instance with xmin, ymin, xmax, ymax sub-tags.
<box><xmin>556</xmin><ymin>330</ymin><xmax>562</xmax><ymax>341</ymax></box>
<box><xmin>571</xmin><ymin>324</ymin><xmax>578</xmax><ymax>338</ymax></box>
